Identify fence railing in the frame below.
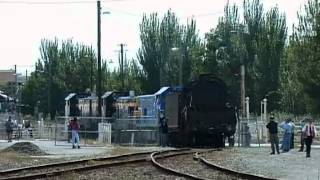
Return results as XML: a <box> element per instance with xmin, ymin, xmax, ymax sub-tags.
<box><xmin>236</xmin><ymin>116</ymin><xmax>320</xmax><ymax>147</ymax></box>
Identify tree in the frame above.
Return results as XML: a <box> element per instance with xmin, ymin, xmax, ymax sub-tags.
<box><xmin>279</xmin><ymin>39</ymin><xmax>306</xmax><ymax>114</ymax></box>
<box><xmin>204</xmin><ymin>1</ymin><xmax>287</xmax><ymax>112</ymax></box>
<box><xmin>137</xmin><ymin>10</ymin><xmax>203</xmax><ymax>93</ymax></box>
<box><xmin>137</xmin><ymin>13</ymin><xmax>161</xmax><ymax>93</ymax></box>
<box><xmin>290</xmin><ymin>0</ymin><xmax>320</xmax><ymax>113</ymax></box>
<box><xmin>21</xmin><ymin>39</ymin><xmax>96</xmax><ymax>118</ymax></box>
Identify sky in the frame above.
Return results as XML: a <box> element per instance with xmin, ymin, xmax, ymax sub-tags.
<box><xmin>0</xmin><ymin>0</ymin><xmax>307</xmax><ymax>76</ymax></box>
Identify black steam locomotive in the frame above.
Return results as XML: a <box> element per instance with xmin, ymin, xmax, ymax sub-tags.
<box><xmin>165</xmin><ymin>74</ymin><xmax>237</xmax><ymax>147</ymax></box>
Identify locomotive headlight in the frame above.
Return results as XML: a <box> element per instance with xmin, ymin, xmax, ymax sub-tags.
<box><xmin>227</xmin><ymin>125</ymin><xmax>232</xmax><ymax>131</ymax></box>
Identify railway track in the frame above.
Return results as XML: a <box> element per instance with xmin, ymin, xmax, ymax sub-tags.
<box><xmin>1</xmin><ymin>148</ymin><xmax>277</xmax><ymax>180</ymax></box>
<box><xmin>0</xmin><ymin>149</ymin><xmax>190</xmax><ymax>180</ymax></box>
<box><xmin>151</xmin><ymin>150</ymin><xmax>277</xmax><ymax>180</ymax></box>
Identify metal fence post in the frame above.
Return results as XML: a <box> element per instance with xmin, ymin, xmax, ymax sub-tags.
<box><xmin>54</xmin><ymin>116</ymin><xmax>57</xmax><ymax>146</ymax></box>
<box><xmin>84</xmin><ymin>124</ymin><xmax>87</xmax><ymax>146</ymax></box>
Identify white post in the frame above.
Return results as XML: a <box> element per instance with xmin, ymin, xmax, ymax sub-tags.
<box><xmin>245</xmin><ymin>97</ymin><xmax>250</xmax><ymax>120</ymax></box>
<box><xmin>65</xmin><ymin>100</ymin><xmax>70</xmax><ymax>117</ymax></box>
<box><xmin>263</xmin><ymin>98</ymin><xmax>267</xmax><ymax>122</ymax></box>
<box><xmin>102</xmin><ymin>99</ymin><xmax>106</xmax><ymax>118</ymax></box>
<box><xmin>260</xmin><ymin>101</ymin><xmax>263</xmax><ymax>122</ymax></box>
<box><xmin>263</xmin><ymin>98</ymin><xmax>267</xmax><ymax>142</ymax></box>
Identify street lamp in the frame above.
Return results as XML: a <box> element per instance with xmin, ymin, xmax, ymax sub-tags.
<box><xmin>171</xmin><ymin>47</ymin><xmax>189</xmax><ymax>86</ymax></box>
<box><xmin>171</xmin><ymin>47</ymin><xmax>182</xmax><ymax>86</ymax></box>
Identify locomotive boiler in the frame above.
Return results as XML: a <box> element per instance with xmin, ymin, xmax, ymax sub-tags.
<box><xmin>165</xmin><ymin>74</ymin><xmax>237</xmax><ymax>147</ymax></box>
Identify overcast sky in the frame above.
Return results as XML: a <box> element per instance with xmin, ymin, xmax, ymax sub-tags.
<box><xmin>0</xmin><ymin>0</ymin><xmax>307</xmax><ymax>75</ymax></box>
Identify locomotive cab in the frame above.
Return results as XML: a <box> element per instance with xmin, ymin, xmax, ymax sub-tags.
<box><xmin>165</xmin><ymin>74</ymin><xmax>237</xmax><ymax>147</ymax></box>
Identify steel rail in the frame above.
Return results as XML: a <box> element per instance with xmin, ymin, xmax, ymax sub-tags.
<box><xmin>0</xmin><ymin>151</ymin><xmax>154</xmax><ymax>176</ymax></box>
<box><xmin>151</xmin><ymin>150</ymin><xmax>210</xmax><ymax>180</ymax></box>
<box><xmin>0</xmin><ymin>157</ymin><xmax>147</xmax><ymax>180</ymax></box>
<box><xmin>193</xmin><ymin>152</ymin><xmax>277</xmax><ymax>180</ymax></box>
<box><xmin>0</xmin><ymin>149</ymin><xmax>191</xmax><ymax>180</ymax></box>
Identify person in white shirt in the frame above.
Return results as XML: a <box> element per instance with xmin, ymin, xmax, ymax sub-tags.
<box><xmin>302</xmin><ymin>118</ymin><xmax>317</xmax><ymax>158</ymax></box>
<box><xmin>288</xmin><ymin>119</ymin><xmax>295</xmax><ymax>149</ymax></box>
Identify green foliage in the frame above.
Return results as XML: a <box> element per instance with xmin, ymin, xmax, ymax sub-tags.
<box><xmin>279</xmin><ymin>43</ymin><xmax>306</xmax><ymax>114</ymax></box>
<box><xmin>137</xmin><ymin>10</ymin><xmax>203</xmax><ymax>93</ymax></box>
<box><xmin>21</xmin><ymin>39</ymin><xmax>96</xmax><ymax>118</ymax></box>
<box><xmin>204</xmin><ymin>1</ymin><xmax>287</xmax><ymax>112</ymax></box>
<box><xmin>288</xmin><ymin>0</ymin><xmax>320</xmax><ymax>113</ymax></box>
<box><xmin>21</xmin><ymin>0</ymin><xmax>320</xmax><ymax>118</ymax></box>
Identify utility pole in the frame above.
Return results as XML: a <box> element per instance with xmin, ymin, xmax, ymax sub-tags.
<box><xmin>120</xmin><ymin>43</ymin><xmax>124</xmax><ymax>91</ymax></box>
<box><xmin>178</xmin><ymin>51</ymin><xmax>182</xmax><ymax>86</ymax></box>
<box><xmin>48</xmin><ymin>59</ymin><xmax>52</xmax><ymax>120</ymax></box>
<box><xmin>14</xmin><ymin>65</ymin><xmax>17</xmax><ymax>97</ymax></box>
<box><xmin>90</xmin><ymin>55</ymin><xmax>93</xmax><ymax>93</ymax></box>
<box><xmin>97</xmin><ymin>0</ymin><xmax>102</xmax><ymax>116</ymax></box>
<box><xmin>89</xmin><ymin>54</ymin><xmax>93</xmax><ymax>117</ymax></box>
<box><xmin>14</xmin><ymin>65</ymin><xmax>18</xmax><ymax>121</ymax></box>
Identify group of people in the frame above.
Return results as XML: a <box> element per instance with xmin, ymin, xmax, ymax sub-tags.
<box><xmin>5</xmin><ymin>115</ymin><xmax>81</xmax><ymax>149</ymax></box>
<box><xmin>5</xmin><ymin>116</ymin><xmax>34</xmax><ymax>142</ymax></box>
<box><xmin>266</xmin><ymin>115</ymin><xmax>318</xmax><ymax>158</ymax></box>
<box><xmin>5</xmin><ymin>116</ymin><xmax>36</xmax><ymax>142</ymax></box>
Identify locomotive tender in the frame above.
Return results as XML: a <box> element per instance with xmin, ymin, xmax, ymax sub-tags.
<box><xmin>165</xmin><ymin>74</ymin><xmax>237</xmax><ymax>147</ymax></box>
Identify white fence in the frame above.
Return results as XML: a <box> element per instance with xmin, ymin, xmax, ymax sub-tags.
<box><xmin>98</xmin><ymin>123</ymin><xmax>112</xmax><ymax>144</ymax></box>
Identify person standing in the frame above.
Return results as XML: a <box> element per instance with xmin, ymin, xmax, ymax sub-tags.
<box><xmin>266</xmin><ymin>115</ymin><xmax>280</xmax><ymax>154</ymax></box>
<box><xmin>5</xmin><ymin>116</ymin><xmax>13</xmax><ymax>142</ymax></box>
<box><xmin>298</xmin><ymin>118</ymin><xmax>306</xmax><ymax>152</ymax></box>
<box><xmin>288</xmin><ymin>118</ymin><xmax>295</xmax><ymax>149</ymax></box>
<box><xmin>280</xmin><ymin>119</ymin><xmax>293</xmax><ymax>152</ymax></box>
<box><xmin>159</xmin><ymin>111</ymin><xmax>168</xmax><ymax>147</ymax></box>
<box><xmin>68</xmin><ymin>117</ymin><xmax>80</xmax><ymax>149</ymax></box>
<box><xmin>302</xmin><ymin>118</ymin><xmax>317</xmax><ymax>158</ymax></box>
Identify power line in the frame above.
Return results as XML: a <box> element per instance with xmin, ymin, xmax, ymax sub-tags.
<box><xmin>106</xmin><ymin>7</ymin><xmax>142</xmax><ymax>17</ymax></box>
<box><xmin>0</xmin><ymin>0</ymin><xmax>126</xmax><ymax>5</ymax></box>
<box><xmin>15</xmin><ymin>64</ymin><xmax>36</xmax><ymax>67</ymax></box>
<box><xmin>0</xmin><ymin>1</ymin><xmax>94</xmax><ymax>4</ymax></box>
<box><xmin>0</xmin><ymin>0</ymin><xmax>225</xmax><ymax>19</ymax></box>
<box><xmin>182</xmin><ymin>11</ymin><xmax>224</xmax><ymax>19</ymax></box>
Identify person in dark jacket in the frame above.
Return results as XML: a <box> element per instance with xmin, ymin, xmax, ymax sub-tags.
<box><xmin>302</xmin><ymin>118</ymin><xmax>317</xmax><ymax>158</ymax></box>
<box><xmin>298</xmin><ymin>119</ymin><xmax>307</xmax><ymax>152</ymax></box>
<box><xmin>68</xmin><ymin>117</ymin><xmax>80</xmax><ymax>149</ymax></box>
<box><xmin>266</xmin><ymin>115</ymin><xmax>279</xmax><ymax>154</ymax></box>
<box><xmin>159</xmin><ymin>111</ymin><xmax>168</xmax><ymax>147</ymax></box>
<box><xmin>5</xmin><ymin>116</ymin><xmax>13</xmax><ymax>142</ymax></box>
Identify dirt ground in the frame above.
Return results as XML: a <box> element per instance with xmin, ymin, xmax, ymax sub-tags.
<box><xmin>0</xmin><ymin>142</ymin><xmax>167</xmax><ymax>171</ymax></box>
<box><xmin>204</xmin><ymin>147</ymin><xmax>320</xmax><ymax>180</ymax></box>
<box><xmin>1</xmin><ymin>141</ymin><xmax>319</xmax><ymax>180</ymax></box>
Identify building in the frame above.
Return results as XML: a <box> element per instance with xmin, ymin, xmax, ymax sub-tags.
<box><xmin>0</xmin><ymin>70</ymin><xmax>15</xmax><ymax>86</ymax></box>
<box><xmin>0</xmin><ymin>69</ymin><xmax>26</xmax><ymax>86</ymax></box>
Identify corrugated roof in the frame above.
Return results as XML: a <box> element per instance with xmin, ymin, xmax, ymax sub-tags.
<box><xmin>0</xmin><ymin>93</ymin><xmax>8</xmax><ymax>99</ymax></box>
<box><xmin>102</xmin><ymin>91</ymin><xmax>113</xmax><ymax>98</ymax></box>
<box><xmin>0</xmin><ymin>93</ymin><xmax>13</xmax><ymax>101</ymax></box>
<box><xmin>80</xmin><ymin>95</ymin><xmax>97</xmax><ymax>100</ymax></box>
<box><xmin>65</xmin><ymin>93</ymin><xmax>76</xmax><ymax>101</ymax></box>
<box><xmin>154</xmin><ymin>87</ymin><xmax>170</xmax><ymax>95</ymax></box>
<box><xmin>137</xmin><ymin>94</ymin><xmax>155</xmax><ymax>99</ymax></box>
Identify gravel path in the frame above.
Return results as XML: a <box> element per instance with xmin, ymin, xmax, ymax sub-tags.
<box><xmin>43</xmin><ymin>162</ymin><xmax>185</xmax><ymax>180</ymax></box>
<box><xmin>159</xmin><ymin>153</ymin><xmax>247</xmax><ymax>180</ymax></box>
<box><xmin>203</xmin><ymin>147</ymin><xmax>320</xmax><ymax>180</ymax></box>
<box><xmin>0</xmin><ymin>151</ymin><xmax>75</xmax><ymax>171</ymax></box>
